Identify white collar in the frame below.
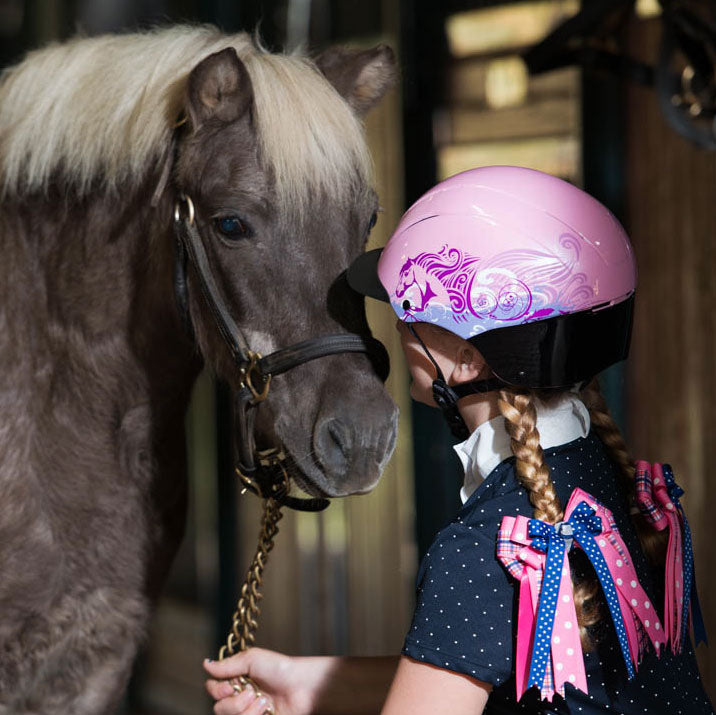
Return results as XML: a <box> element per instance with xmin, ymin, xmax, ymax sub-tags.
<box><xmin>453</xmin><ymin>392</ymin><xmax>590</xmax><ymax>504</ymax></box>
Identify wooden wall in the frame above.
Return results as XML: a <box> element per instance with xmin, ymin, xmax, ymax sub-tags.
<box><xmin>624</xmin><ymin>17</ymin><xmax>716</xmax><ymax>696</ymax></box>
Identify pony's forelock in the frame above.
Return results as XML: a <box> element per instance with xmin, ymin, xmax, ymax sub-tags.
<box><xmin>0</xmin><ymin>25</ymin><xmax>373</xmax><ymax>209</ymax></box>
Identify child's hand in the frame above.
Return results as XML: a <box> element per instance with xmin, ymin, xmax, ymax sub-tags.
<box><xmin>203</xmin><ymin>649</ymin><xmax>326</xmax><ymax>715</ymax></box>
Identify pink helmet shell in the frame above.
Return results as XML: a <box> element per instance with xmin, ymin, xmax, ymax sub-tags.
<box><xmin>378</xmin><ymin>166</ymin><xmax>636</xmax><ymax>338</ymax></box>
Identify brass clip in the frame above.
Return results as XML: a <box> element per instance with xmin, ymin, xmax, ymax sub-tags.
<box><xmin>244</xmin><ymin>351</ymin><xmax>271</xmax><ymax>404</ymax></box>
<box><xmin>257</xmin><ymin>448</ymin><xmax>291</xmax><ymax>496</ymax></box>
<box><xmin>235</xmin><ymin>465</ymin><xmax>261</xmax><ymax>496</ymax></box>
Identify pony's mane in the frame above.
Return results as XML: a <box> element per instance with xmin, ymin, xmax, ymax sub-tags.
<box><xmin>0</xmin><ymin>25</ymin><xmax>373</xmax><ymax>208</ymax></box>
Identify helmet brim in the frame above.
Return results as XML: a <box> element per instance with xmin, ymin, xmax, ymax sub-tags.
<box><xmin>346</xmin><ymin>248</ymin><xmax>390</xmax><ymax>303</ymax></box>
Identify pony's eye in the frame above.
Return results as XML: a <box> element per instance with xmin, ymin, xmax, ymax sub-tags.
<box><xmin>215</xmin><ymin>216</ymin><xmax>253</xmax><ymax>239</ymax></box>
<box><xmin>368</xmin><ymin>211</ymin><xmax>378</xmax><ymax>232</ymax></box>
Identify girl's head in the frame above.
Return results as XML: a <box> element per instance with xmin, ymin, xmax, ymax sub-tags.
<box><xmin>350</xmin><ymin>165</ymin><xmax>637</xmax><ymax>438</ymax></box>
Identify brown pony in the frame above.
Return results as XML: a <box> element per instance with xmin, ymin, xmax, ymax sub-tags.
<box><xmin>0</xmin><ymin>26</ymin><xmax>398</xmax><ymax>713</ymax></box>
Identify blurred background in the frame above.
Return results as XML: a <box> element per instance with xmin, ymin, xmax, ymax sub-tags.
<box><xmin>2</xmin><ymin>0</ymin><xmax>715</xmax><ymax>712</ymax></box>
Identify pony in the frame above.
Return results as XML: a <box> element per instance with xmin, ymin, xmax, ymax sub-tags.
<box><xmin>0</xmin><ymin>25</ymin><xmax>398</xmax><ymax>713</ymax></box>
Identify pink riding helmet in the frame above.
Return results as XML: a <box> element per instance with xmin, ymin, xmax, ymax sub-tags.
<box><xmin>348</xmin><ymin>166</ymin><xmax>637</xmax><ymax>388</ymax></box>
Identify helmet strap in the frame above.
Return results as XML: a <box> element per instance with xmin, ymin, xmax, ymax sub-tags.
<box><xmin>407</xmin><ymin>325</ymin><xmax>503</xmax><ymax>441</ymax></box>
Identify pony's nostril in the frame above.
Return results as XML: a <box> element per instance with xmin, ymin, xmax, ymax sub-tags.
<box><xmin>315</xmin><ymin>418</ymin><xmax>353</xmax><ymax>473</ymax></box>
<box><xmin>328</xmin><ymin>421</ymin><xmax>351</xmax><ymax>457</ymax></box>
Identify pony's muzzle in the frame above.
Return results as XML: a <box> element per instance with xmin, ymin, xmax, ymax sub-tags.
<box><xmin>312</xmin><ymin>410</ymin><xmax>398</xmax><ymax>495</ymax></box>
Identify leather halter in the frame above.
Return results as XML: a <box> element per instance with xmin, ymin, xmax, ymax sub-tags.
<box><xmin>173</xmin><ymin>195</ymin><xmax>390</xmax><ymax>511</ymax></box>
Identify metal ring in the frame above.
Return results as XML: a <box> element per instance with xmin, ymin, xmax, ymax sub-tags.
<box><xmin>184</xmin><ymin>195</ymin><xmax>195</xmax><ymax>225</ymax></box>
<box><xmin>174</xmin><ymin>195</ymin><xmax>196</xmax><ymax>226</ymax></box>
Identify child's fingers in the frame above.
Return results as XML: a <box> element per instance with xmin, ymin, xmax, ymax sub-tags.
<box><xmin>205</xmin><ymin>678</ymin><xmax>236</xmax><ymax>700</ymax></box>
<box><xmin>213</xmin><ymin>687</ymin><xmax>258</xmax><ymax>715</ymax></box>
<box><xmin>213</xmin><ymin>688</ymin><xmax>275</xmax><ymax>715</ymax></box>
<box><xmin>204</xmin><ymin>654</ymin><xmax>253</xmax><ymax>679</ymax></box>
<box><xmin>204</xmin><ymin>652</ymin><xmax>276</xmax><ymax>714</ymax></box>
<box><xmin>244</xmin><ymin>694</ymin><xmax>275</xmax><ymax>715</ymax></box>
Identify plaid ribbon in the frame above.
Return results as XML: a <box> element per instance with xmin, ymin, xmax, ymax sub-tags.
<box><xmin>635</xmin><ymin>460</ymin><xmax>682</xmax><ymax>648</ymax></box>
<box><xmin>636</xmin><ymin>461</ymin><xmax>707</xmax><ymax>651</ymax></box>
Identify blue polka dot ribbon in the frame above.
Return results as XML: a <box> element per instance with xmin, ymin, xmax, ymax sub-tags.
<box><xmin>568</xmin><ymin>501</ymin><xmax>635</xmax><ymax>679</ymax></box>
<box><xmin>527</xmin><ymin>501</ymin><xmax>635</xmax><ymax>690</ymax></box>
<box><xmin>662</xmin><ymin>465</ymin><xmax>707</xmax><ymax>647</ymax></box>
<box><xmin>525</xmin><ymin>518</ymin><xmax>568</xmax><ymax>692</ymax></box>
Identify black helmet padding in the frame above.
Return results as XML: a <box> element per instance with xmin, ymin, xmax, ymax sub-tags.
<box><xmin>469</xmin><ymin>296</ymin><xmax>635</xmax><ymax>389</ymax></box>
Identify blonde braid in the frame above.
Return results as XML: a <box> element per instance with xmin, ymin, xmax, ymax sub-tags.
<box><xmin>498</xmin><ymin>389</ymin><xmax>562</xmax><ymax>524</ymax></box>
<box><xmin>580</xmin><ymin>378</ymin><xmax>667</xmax><ymax>564</ymax></box>
<box><xmin>498</xmin><ymin>388</ymin><xmax>600</xmax><ymax>647</ymax></box>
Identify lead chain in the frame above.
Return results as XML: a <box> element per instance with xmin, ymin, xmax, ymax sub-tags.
<box><xmin>218</xmin><ymin>498</ymin><xmax>283</xmax><ymax>712</ymax></box>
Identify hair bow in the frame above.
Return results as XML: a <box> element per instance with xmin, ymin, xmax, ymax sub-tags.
<box><xmin>635</xmin><ymin>461</ymin><xmax>707</xmax><ymax>651</ymax></box>
<box><xmin>497</xmin><ymin>488</ymin><xmax>663</xmax><ymax>702</ymax></box>
<box><xmin>497</xmin><ymin>514</ymin><xmax>586</xmax><ymax>701</ymax></box>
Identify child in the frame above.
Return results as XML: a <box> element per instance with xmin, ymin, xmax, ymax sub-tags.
<box><xmin>204</xmin><ymin>166</ymin><xmax>713</xmax><ymax>714</ymax></box>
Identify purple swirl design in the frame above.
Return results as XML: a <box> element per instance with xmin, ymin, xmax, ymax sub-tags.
<box><xmin>391</xmin><ymin>234</ymin><xmax>595</xmax><ymax>333</ymax></box>
<box><xmin>448</xmin><ymin>289</ymin><xmax>468</xmax><ymax>314</ymax></box>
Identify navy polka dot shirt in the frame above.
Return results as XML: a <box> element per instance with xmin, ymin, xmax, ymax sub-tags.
<box><xmin>402</xmin><ymin>433</ymin><xmax>714</xmax><ymax>713</ymax></box>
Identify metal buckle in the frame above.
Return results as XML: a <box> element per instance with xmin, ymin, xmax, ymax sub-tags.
<box><xmin>235</xmin><ymin>448</ymin><xmax>290</xmax><ymax>500</ymax></box>
<box><xmin>556</xmin><ymin>521</ymin><xmax>574</xmax><ymax>552</ymax></box>
<box><xmin>241</xmin><ymin>351</ymin><xmax>271</xmax><ymax>404</ymax></box>
<box><xmin>257</xmin><ymin>448</ymin><xmax>291</xmax><ymax>497</ymax></box>
<box><xmin>173</xmin><ymin>193</ymin><xmax>195</xmax><ymax>225</ymax></box>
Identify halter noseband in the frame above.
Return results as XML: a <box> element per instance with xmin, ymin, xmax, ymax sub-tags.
<box><xmin>173</xmin><ymin>195</ymin><xmax>390</xmax><ymax>511</ymax></box>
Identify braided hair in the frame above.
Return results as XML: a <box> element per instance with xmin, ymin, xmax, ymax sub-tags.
<box><xmin>498</xmin><ymin>386</ymin><xmax>623</xmax><ymax>648</ymax></box>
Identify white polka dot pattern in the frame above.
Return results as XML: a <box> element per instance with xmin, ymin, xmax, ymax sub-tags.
<box><xmin>564</xmin><ymin>498</ymin><xmax>635</xmax><ymax>678</ymax></box>
<box><xmin>402</xmin><ymin>434</ymin><xmax>713</xmax><ymax>712</ymax></box>
<box><xmin>565</xmin><ymin>489</ymin><xmax>664</xmax><ymax>667</ymax></box>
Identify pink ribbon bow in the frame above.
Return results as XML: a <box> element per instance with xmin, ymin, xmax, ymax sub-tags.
<box><xmin>497</xmin><ymin>514</ymin><xmax>587</xmax><ymax>701</ymax></box>
<box><xmin>497</xmin><ymin>488</ymin><xmax>663</xmax><ymax>702</ymax></box>
<box><xmin>634</xmin><ymin>461</ymin><xmax>683</xmax><ymax>652</ymax></box>
<box><xmin>564</xmin><ymin>489</ymin><xmax>664</xmax><ymax>664</ymax></box>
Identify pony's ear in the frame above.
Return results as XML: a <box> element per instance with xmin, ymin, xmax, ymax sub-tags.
<box><xmin>315</xmin><ymin>44</ymin><xmax>397</xmax><ymax>115</ymax></box>
<box><xmin>186</xmin><ymin>47</ymin><xmax>253</xmax><ymax>128</ymax></box>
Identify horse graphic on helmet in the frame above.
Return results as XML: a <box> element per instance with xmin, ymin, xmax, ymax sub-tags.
<box><xmin>391</xmin><ymin>237</ymin><xmax>592</xmax><ymax>334</ymax></box>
